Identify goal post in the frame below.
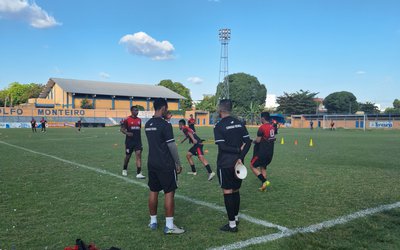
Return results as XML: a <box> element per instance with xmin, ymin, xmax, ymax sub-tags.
<box><xmin>322</xmin><ymin>114</ymin><xmax>366</xmax><ymax>131</ymax></box>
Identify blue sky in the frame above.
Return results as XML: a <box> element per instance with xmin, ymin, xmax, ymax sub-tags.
<box><xmin>0</xmin><ymin>0</ymin><xmax>399</xmax><ymax>109</ymax></box>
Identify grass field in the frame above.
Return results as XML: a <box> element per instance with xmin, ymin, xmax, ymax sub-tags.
<box><xmin>1</xmin><ymin>126</ymin><xmax>400</xmax><ymax>249</ymax></box>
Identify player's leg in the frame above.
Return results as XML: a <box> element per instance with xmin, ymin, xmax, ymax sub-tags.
<box><xmin>122</xmin><ymin>146</ymin><xmax>133</xmax><ymax>176</ymax></box>
<box><xmin>148</xmin><ymin>191</ymin><xmax>159</xmax><ymax>229</ymax></box>
<box><xmin>186</xmin><ymin>149</ymin><xmax>197</xmax><ymax>175</ymax></box>
<box><xmin>149</xmin><ymin>191</ymin><xmax>159</xmax><ymax>216</ymax></box>
<box><xmin>261</xmin><ymin>167</ymin><xmax>267</xmax><ymax>179</ymax></box>
<box><xmin>148</xmin><ymin>170</ymin><xmax>161</xmax><ymax>230</ymax></box>
<box><xmin>197</xmin><ymin>146</ymin><xmax>214</xmax><ymax>180</ymax></box>
<box><xmin>218</xmin><ymin>168</ymin><xmax>239</xmax><ymax>232</ymax></box>
<box><xmin>259</xmin><ymin>153</ymin><xmax>273</xmax><ymax>191</ymax></box>
<box><xmin>232</xmin><ymin>188</ymin><xmax>240</xmax><ymax>226</ymax></box>
<box><xmin>250</xmin><ymin>156</ymin><xmax>267</xmax><ymax>183</ymax></box>
<box><xmin>135</xmin><ymin>148</ymin><xmax>145</xmax><ymax>179</ymax></box>
<box><xmin>222</xmin><ymin>188</ymin><xmax>237</xmax><ymax>231</ymax></box>
<box><xmin>162</xmin><ymin>170</ymin><xmax>184</xmax><ymax>234</ymax></box>
<box><xmin>164</xmin><ymin>191</ymin><xmax>174</xmax><ymax>217</ymax></box>
<box><xmin>198</xmin><ymin>155</ymin><xmax>213</xmax><ymax>174</ymax></box>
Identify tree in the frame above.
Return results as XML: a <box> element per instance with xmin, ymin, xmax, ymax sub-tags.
<box><xmin>0</xmin><ymin>89</ymin><xmax>9</xmax><ymax>107</ymax></box>
<box><xmin>358</xmin><ymin>102</ymin><xmax>380</xmax><ymax>114</ymax></box>
<box><xmin>216</xmin><ymin>73</ymin><xmax>266</xmax><ymax>114</ymax></box>
<box><xmin>196</xmin><ymin>95</ymin><xmax>217</xmax><ymax>113</ymax></box>
<box><xmin>393</xmin><ymin>99</ymin><xmax>400</xmax><ymax>109</ymax></box>
<box><xmin>245</xmin><ymin>101</ymin><xmax>265</xmax><ymax>125</ymax></box>
<box><xmin>0</xmin><ymin>82</ymin><xmax>44</xmax><ymax>106</ymax></box>
<box><xmin>384</xmin><ymin>107</ymin><xmax>400</xmax><ymax>114</ymax></box>
<box><xmin>158</xmin><ymin>80</ymin><xmax>193</xmax><ymax>110</ymax></box>
<box><xmin>384</xmin><ymin>99</ymin><xmax>400</xmax><ymax>114</ymax></box>
<box><xmin>80</xmin><ymin>96</ymin><xmax>94</xmax><ymax>109</ymax></box>
<box><xmin>323</xmin><ymin>91</ymin><xmax>358</xmax><ymax>114</ymax></box>
<box><xmin>276</xmin><ymin>90</ymin><xmax>319</xmax><ymax>115</ymax></box>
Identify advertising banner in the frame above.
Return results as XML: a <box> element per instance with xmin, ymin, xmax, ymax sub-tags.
<box><xmin>0</xmin><ymin>122</ymin><xmax>31</xmax><ymax>128</ymax></box>
<box><xmin>369</xmin><ymin>121</ymin><xmax>393</xmax><ymax>128</ymax></box>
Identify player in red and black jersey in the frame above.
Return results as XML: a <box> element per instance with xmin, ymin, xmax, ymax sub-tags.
<box><xmin>214</xmin><ymin>99</ymin><xmax>252</xmax><ymax>232</ymax></box>
<box><xmin>120</xmin><ymin>106</ymin><xmax>145</xmax><ymax>179</ymax></box>
<box><xmin>31</xmin><ymin>117</ymin><xmax>37</xmax><ymax>133</ymax></box>
<box><xmin>250</xmin><ymin>112</ymin><xmax>276</xmax><ymax>191</ymax></box>
<box><xmin>178</xmin><ymin>119</ymin><xmax>215</xmax><ymax>180</ymax></box>
<box><xmin>77</xmin><ymin>118</ymin><xmax>82</xmax><ymax>132</ymax></box>
<box><xmin>40</xmin><ymin>117</ymin><xmax>47</xmax><ymax>132</ymax></box>
<box><xmin>188</xmin><ymin>114</ymin><xmax>196</xmax><ymax>132</ymax></box>
<box><xmin>145</xmin><ymin>98</ymin><xmax>184</xmax><ymax>234</ymax></box>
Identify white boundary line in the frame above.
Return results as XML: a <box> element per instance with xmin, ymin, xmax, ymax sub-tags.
<box><xmin>210</xmin><ymin>201</ymin><xmax>400</xmax><ymax>250</ymax></box>
<box><xmin>0</xmin><ymin>140</ymin><xmax>288</xmax><ymax>232</ymax></box>
<box><xmin>35</xmin><ymin>136</ymin><xmax>99</xmax><ymax>141</ymax></box>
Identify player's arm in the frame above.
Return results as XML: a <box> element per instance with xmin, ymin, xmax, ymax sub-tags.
<box><xmin>254</xmin><ymin>128</ymin><xmax>264</xmax><ymax>144</ymax></box>
<box><xmin>213</xmin><ymin>126</ymin><xmax>240</xmax><ymax>154</ymax></box>
<box><xmin>165</xmin><ymin>124</ymin><xmax>182</xmax><ymax>174</ymax></box>
<box><xmin>120</xmin><ymin>121</ymin><xmax>133</xmax><ymax>136</ymax></box>
<box><xmin>187</xmin><ymin>131</ymin><xmax>197</xmax><ymax>144</ymax></box>
<box><xmin>181</xmin><ymin>136</ymin><xmax>188</xmax><ymax>144</ymax></box>
<box><xmin>180</xmin><ymin>129</ymin><xmax>189</xmax><ymax>143</ymax></box>
<box><xmin>239</xmin><ymin>126</ymin><xmax>252</xmax><ymax>162</ymax></box>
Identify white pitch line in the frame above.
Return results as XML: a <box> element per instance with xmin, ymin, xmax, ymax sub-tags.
<box><xmin>35</xmin><ymin>136</ymin><xmax>99</xmax><ymax>141</ymax></box>
<box><xmin>210</xmin><ymin>201</ymin><xmax>400</xmax><ymax>250</ymax></box>
<box><xmin>0</xmin><ymin>140</ymin><xmax>287</xmax><ymax>232</ymax></box>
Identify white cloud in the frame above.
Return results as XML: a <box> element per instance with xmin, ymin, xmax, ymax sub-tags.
<box><xmin>355</xmin><ymin>70</ymin><xmax>366</xmax><ymax>75</ymax></box>
<box><xmin>0</xmin><ymin>0</ymin><xmax>61</xmax><ymax>28</ymax></box>
<box><xmin>187</xmin><ymin>76</ymin><xmax>203</xmax><ymax>84</ymax></box>
<box><xmin>119</xmin><ymin>31</ymin><xmax>175</xmax><ymax>60</ymax></box>
<box><xmin>99</xmin><ymin>72</ymin><xmax>110</xmax><ymax>79</ymax></box>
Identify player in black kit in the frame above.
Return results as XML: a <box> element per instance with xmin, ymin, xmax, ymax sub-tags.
<box><xmin>214</xmin><ymin>99</ymin><xmax>252</xmax><ymax>232</ymax></box>
<box><xmin>145</xmin><ymin>98</ymin><xmax>185</xmax><ymax>235</ymax></box>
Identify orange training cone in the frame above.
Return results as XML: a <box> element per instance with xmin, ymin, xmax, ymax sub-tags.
<box><xmin>309</xmin><ymin>138</ymin><xmax>313</xmax><ymax>147</ymax></box>
<box><xmin>294</xmin><ymin>139</ymin><xmax>298</xmax><ymax>145</ymax></box>
<box><xmin>280</xmin><ymin>137</ymin><xmax>285</xmax><ymax>145</ymax></box>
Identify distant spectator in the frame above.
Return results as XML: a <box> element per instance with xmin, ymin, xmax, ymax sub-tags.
<box><xmin>188</xmin><ymin>114</ymin><xmax>196</xmax><ymax>132</ymax></box>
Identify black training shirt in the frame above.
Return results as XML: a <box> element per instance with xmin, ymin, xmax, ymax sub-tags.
<box><xmin>145</xmin><ymin>117</ymin><xmax>175</xmax><ymax>172</ymax></box>
<box><xmin>214</xmin><ymin>116</ymin><xmax>251</xmax><ymax>168</ymax></box>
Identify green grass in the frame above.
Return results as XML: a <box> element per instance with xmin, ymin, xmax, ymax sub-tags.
<box><xmin>0</xmin><ymin>127</ymin><xmax>399</xmax><ymax>249</ymax></box>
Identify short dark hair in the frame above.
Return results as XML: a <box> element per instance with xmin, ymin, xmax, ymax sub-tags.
<box><xmin>130</xmin><ymin>105</ymin><xmax>138</xmax><ymax>111</ymax></box>
<box><xmin>179</xmin><ymin>119</ymin><xmax>186</xmax><ymax>125</ymax></box>
<box><xmin>218</xmin><ymin>99</ymin><xmax>232</xmax><ymax>112</ymax></box>
<box><xmin>153</xmin><ymin>98</ymin><xmax>168</xmax><ymax>111</ymax></box>
<box><xmin>261</xmin><ymin>112</ymin><xmax>270</xmax><ymax>120</ymax></box>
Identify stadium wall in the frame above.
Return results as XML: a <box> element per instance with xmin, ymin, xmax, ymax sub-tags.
<box><xmin>0</xmin><ymin>107</ymin><xmax>186</xmax><ymax>127</ymax></box>
<box><xmin>291</xmin><ymin>114</ymin><xmax>400</xmax><ymax>129</ymax></box>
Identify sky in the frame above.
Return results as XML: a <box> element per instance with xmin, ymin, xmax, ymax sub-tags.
<box><xmin>0</xmin><ymin>0</ymin><xmax>399</xmax><ymax>109</ymax></box>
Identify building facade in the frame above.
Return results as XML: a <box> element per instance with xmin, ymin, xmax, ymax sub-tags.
<box><xmin>36</xmin><ymin>78</ymin><xmax>185</xmax><ymax>111</ymax></box>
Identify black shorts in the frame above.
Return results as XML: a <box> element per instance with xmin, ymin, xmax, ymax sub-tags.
<box><xmin>148</xmin><ymin>170</ymin><xmax>178</xmax><ymax>193</ymax></box>
<box><xmin>251</xmin><ymin>143</ymin><xmax>274</xmax><ymax>168</ymax></box>
<box><xmin>251</xmin><ymin>154</ymin><xmax>273</xmax><ymax>168</ymax></box>
<box><xmin>188</xmin><ymin>144</ymin><xmax>203</xmax><ymax>156</ymax></box>
<box><xmin>125</xmin><ymin>142</ymin><xmax>143</xmax><ymax>155</ymax></box>
<box><xmin>217</xmin><ymin>167</ymin><xmax>242</xmax><ymax>190</ymax></box>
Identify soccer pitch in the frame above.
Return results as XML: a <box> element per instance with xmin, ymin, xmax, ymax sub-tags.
<box><xmin>1</xmin><ymin>127</ymin><xmax>400</xmax><ymax>249</ymax></box>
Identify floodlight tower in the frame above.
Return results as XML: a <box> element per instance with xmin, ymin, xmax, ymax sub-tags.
<box><xmin>218</xmin><ymin>28</ymin><xmax>231</xmax><ymax>100</ymax></box>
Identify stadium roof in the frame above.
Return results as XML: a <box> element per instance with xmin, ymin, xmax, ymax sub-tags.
<box><xmin>39</xmin><ymin>78</ymin><xmax>186</xmax><ymax>100</ymax></box>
